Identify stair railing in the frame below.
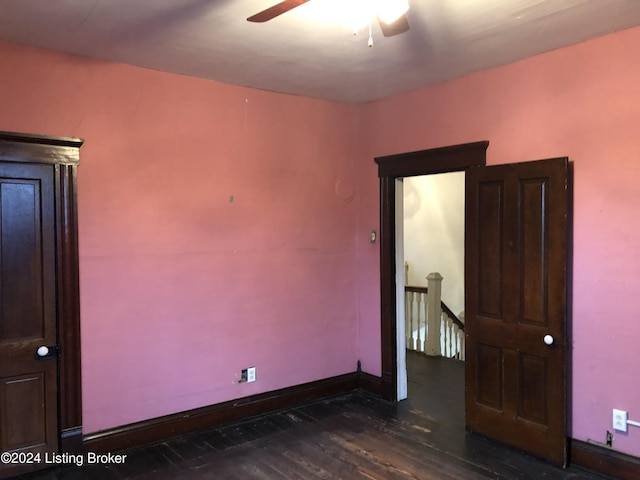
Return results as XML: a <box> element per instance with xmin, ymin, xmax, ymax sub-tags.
<box><xmin>404</xmin><ymin>266</ymin><xmax>465</xmax><ymax>360</ymax></box>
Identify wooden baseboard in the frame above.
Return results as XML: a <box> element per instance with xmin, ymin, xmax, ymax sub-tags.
<box><xmin>61</xmin><ymin>427</ymin><xmax>83</xmax><ymax>454</ymax></box>
<box><xmin>571</xmin><ymin>439</ymin><xmax>640</xmax><ymax>480</ymax></box>
<box><xmin>357</xmin><ymin>371</ymin><xmax>384</xmax><ymax>397</ymax></box>
<box><xmin>84</xmin><ymin>372</ymin><xmax>365</xmax><ymax>453</ymax></box>
<box><xmin>82</xmin><ymin>374</ymin><xmax>640</xmax><ymax>480</ymax></box>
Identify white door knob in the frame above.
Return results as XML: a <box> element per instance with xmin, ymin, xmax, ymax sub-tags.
<box><xmin>37</xmin><ymin>346</ymin><xmax>49</xmax><ymax>357</ymax></box>
<box><xmin>543</xmin><ymin>334</ymin><xmax>554</xmax><ymax>346</ymax></box>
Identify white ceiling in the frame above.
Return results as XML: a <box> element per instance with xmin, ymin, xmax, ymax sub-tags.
<box><xmin>2</xmin><ymin>0</ymin><xmax>640</xmax><ymax>104</ymax></box>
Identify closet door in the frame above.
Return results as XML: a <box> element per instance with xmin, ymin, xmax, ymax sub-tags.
<box><xmin>0</xmin><ymin>162</ymin><xmax>58</xmax><ymax>477</ymax></box>
<box><xmin>0</xmin><ymin>131</ymin><xmax>82</xmax><ymax>476</ymax></box>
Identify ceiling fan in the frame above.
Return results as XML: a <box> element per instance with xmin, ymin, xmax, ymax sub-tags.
<box><xmin>247</xmin><ymin>0</ymin><xmax>410</xmax><ymax>38</ymax></box>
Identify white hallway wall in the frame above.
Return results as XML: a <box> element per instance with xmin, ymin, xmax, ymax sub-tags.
<box><xmin>403</xmin><ymin>172</ymin><xmax>465</xmax><ymax>316</ymax></box>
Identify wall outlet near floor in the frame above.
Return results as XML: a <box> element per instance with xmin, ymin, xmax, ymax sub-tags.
<box><xmin>239</xmin><ymin>367</ymin><xmax>257</xmax><ymax>383</ymax></box>
<box><xmin>613</xmin><ymin>409</ymin><xmax>628</xmax><ymax>432</ymax></box>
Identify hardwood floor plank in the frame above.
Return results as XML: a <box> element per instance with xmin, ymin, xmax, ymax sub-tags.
<box><xmin>21</xmin><ymin>353</ymin><xmax>615</xmax><ymax>480</ymax></box>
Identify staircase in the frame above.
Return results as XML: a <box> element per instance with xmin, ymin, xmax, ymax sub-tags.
<box><xmin>404</xmin><ymin>267</ymin><xmax>465</xmax><ymax>360</ymax></box>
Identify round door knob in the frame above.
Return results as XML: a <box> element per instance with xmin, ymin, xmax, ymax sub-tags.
<box><xmin>37</xmin><ymin>346</ymin><xmax>49</xmax><ymax>357</ymax></box>
<box><xmin>543</xmin><ymin>334</ymin><xmax>554</xmax><ymax>346</ymax></box>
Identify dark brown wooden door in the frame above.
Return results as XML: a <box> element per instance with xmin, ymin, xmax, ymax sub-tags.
<box><xmin>0</xmin><ymin>162</ymin><xmax>58</xmax><ymax>477</ymax></box>
<box><xmin>465</xmin><ymin>158</ymin><xmax>568</xmax><ymax>466</ymax></box>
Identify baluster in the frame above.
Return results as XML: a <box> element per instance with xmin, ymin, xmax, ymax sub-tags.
<box><xmin>405</xmin><ymin>290</ymin><xmax>411</xmax><ymax>351</ymax></box>
<box><xmin>411</xmin><ymin>292</ymin><xmax>417</xmax><ymax>350</ymax></box>
<box><xmin>417</xmin><ymin>291</ymin><xmax>424</xmax><ymax>352</ymax></box>
<box><xmin>423</xmin><ymin>291</ymin><xmax>428</xmax><ymax>352</ymax></box>
<box><xmin>453</xmin><ymin>324</ymin><xmax>459</xmax><ymax>359</ymax></box>
<box><xmin>447</xmin><ymin>316</ymin><xmax>454</xmax><ymax>358</ymax></box>
<box><xmin>458</xmin><ymin>312</ymin><xmax>465</xmax><ymax>361</ymax></box>
<box><xmin>440</xmin><ymin>316</ymin><xmax>446</xmax><ymax>357</ymax></box>
<box><xmin>448</xmin><ymin>317</ymin><xmax>453</xmax><ymax>358</ymax></box>
<box><xmin>407</xmin><ymin>292</ymin><xmax>413</xmax><ymax>350</ymax></box>
<box><xmin>450</xmin><ymin>317</ymin><xmax>455</xmax><ymax>358</ymax></box>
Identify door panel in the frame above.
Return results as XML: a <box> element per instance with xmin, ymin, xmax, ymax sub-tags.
<box><xmin>477</xmin><ymin>181</ymin><xmax>503</xmax><ymax>318</ymax></box>
<box><xmin>520</xmin><ymin>179</ymin><xmax>547</xmax><ymax>325</ymax></box>
<box><xmin>0</xmin><ymin>163</ymin><xmax>58</xmax><ymax>477</ymax></box>
<box><xmin>465</xmin><ymin>158</ymin><xmax>568</xmax><ymax>466</ymax></box>
<box><xmin>476</xmin><ymin>344</ymin><xmax>503</xmax><ymax>410</ymax></box>
<box><xmin>1</xmin><ymin>180</ymin><xmax>46</xmax><ymax>341</ymax></box>
<box><xmin>519</xmin><ymin>353</ymin><xmax>547</xmax><ymax>424</ymax></box>
<box><xmin>1</xmin><ymin>373</ymin><xmax>47</xmax><ymax>449</ymax></box>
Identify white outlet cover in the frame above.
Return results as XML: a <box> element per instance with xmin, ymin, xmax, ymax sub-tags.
<box><xmin>613</xmin><ymin>409</ymin><xmax>628</xmax><ymax>432</ymax></box>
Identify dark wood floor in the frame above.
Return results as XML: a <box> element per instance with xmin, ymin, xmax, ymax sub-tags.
<box><xmin>21</xmin><ymin>352</ymin><xmax>612</xmax><ymax>479</ymax></box>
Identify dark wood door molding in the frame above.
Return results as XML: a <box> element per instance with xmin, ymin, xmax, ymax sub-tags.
<box><xmin>0</xmin><ymin>131</ymin><xmax>83</xmax><ymax>453</ymax></box>
<box><xmin>374</xmin><ymin>141</ymin><xmax>489</xmax><ymax>400</ymax></box>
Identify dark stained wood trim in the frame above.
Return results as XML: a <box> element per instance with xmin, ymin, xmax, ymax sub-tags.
<box><xmin>357</xmin><ymin>371</ymin><xmax>385</xmax><ymax>397</ymax></box>
<box><xmin>56</xmin><ymin>163</ymin><xmax>83</xmax><ymax>453</ymax></box>
<box><xmin>375</xmin><ymin>141</ymin><xmax>488</xmax><ymax>401</ymax></box>
<box><xmin>440</xmin><ymin>302</ymin><xmax>464</xmax><ymax>331</ymax></box>
<box><xmin>60</xmin><ymin>427</ymin><xmax>84</xmax><ymax>454</ymax></box>
<box><xmin>0</xmin><ymin>130</ymin><xmax>83</xmax><ymax>147</ymax></box>
<box><xmin>375</xmin><ymin>141</ymin><xmax>489</xmax><ymax>178</ymax></box>
<box><xmin>84</xmin><ymin>373</ymin><xmax>363</xmax><ymax>453</ymax></box>
<box><xmin>0</xmin><ymin>131</ymin><xmax>82</xmax><ymax>165</ymax></box>
<box><xmin>404</xmin><ymin>286</ymin><xmax>428</xmax><ymax>294</ymax></box>
<box><xmin>571</xmin><ymin>439</ymin><xmax>640</xmax><ymax>480</ymax></box>
<box><xmin>0</xmin><ymin>131</ymin><xmax>83</xmax><ymax>454</ymax></box>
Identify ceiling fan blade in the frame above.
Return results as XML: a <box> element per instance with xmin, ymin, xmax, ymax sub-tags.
<box><xmin>378</xmin><ymin>14</ymin><xmax>410</xmax><ymax>37</ymax></box>
<box><xmin>247</xmin><ymin>0</ymin><xmax>312</xmax><ymax>23</ymax></box>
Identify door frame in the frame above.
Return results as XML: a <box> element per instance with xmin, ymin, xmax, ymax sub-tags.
<box><xmin>374</xmin><ymin>141</ymin><xmax>488</xmax><ymax>400</ymax></box>
<box><xmin>0</xmin><ymin>131</ymin><xmax>83</xmax><ymax>452</ymax></box>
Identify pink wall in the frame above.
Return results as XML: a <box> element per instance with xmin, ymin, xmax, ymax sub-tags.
<box><xmin>1</xmin><ymin>23</ymin><xmax>639</xmax><ymax>459</ymax></box>
<box><xmin>0</xmin><ymin>42</ymin><xmax>362</xmax><ymax>432</ymax></box>
<box><xmin>358</xmin><ymin>27</ymin><xmax>640</xmax><ymax>457</ymax></box>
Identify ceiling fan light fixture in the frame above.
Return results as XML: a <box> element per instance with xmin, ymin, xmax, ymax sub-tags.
<box><xmin>247</xmin><ymin>0</ymin><xmax>410</xmax><ymax>47</ymax></box>
<box><xmin>347</xmin><ymin>0</ymin><xmax>375</xmax><ymax>33</ymax></box>
<box><xmin>377</xmin><ymin>0</ymin><xmax>409</xmax><ymax>25</ymax></box>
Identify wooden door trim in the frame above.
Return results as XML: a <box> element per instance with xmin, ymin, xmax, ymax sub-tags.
<box><xmin>0</xmin><ymin>131</ymin><xmax>83</xmax><ymax>452</ymax></box>
<box><xmin>374</xmin><ymin>141</ymin><xmax>488</xmax><ymax>400</ymax></box>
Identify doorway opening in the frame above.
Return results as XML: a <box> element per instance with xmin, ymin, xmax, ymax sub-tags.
<box><xmin>374</xmin><ymin>141</ymin><xmax>488</xmax><ymax>401</ymax></box>
<box><xmin>375</xmin><ymin>142</ymin><xmax>570</xmax><ymax>466</ymax></box>
<box><xmin>400</xmin><ymin>171</ymin><xmax>466</xmax><ymax>426</ymax></box>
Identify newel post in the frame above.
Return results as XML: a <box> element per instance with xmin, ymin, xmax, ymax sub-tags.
<box><xmin>425</xmin><ymin>272</ymin><xmax>443</xmax><ymax>356</ymax></box>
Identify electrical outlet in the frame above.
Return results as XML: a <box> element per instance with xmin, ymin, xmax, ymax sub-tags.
<box><xmin>613</xmin><ymin>409</ymin><xmax>628</xmax><ymax>432</ymax></box>
<box><xmin>247</xmin><ymin>366</ymin><xmax>256</xmax><ymax>383</ymax></box>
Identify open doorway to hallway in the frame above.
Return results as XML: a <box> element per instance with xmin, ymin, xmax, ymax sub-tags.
<box><xmin>399</xmin><ymin>172</ymin><xmax>466</xmax><ymax>429</ymax></box>
<box><xmin>378</xmin><ymin>143</ymin><xmax>569</xmax><ymax>465</ymax></box>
